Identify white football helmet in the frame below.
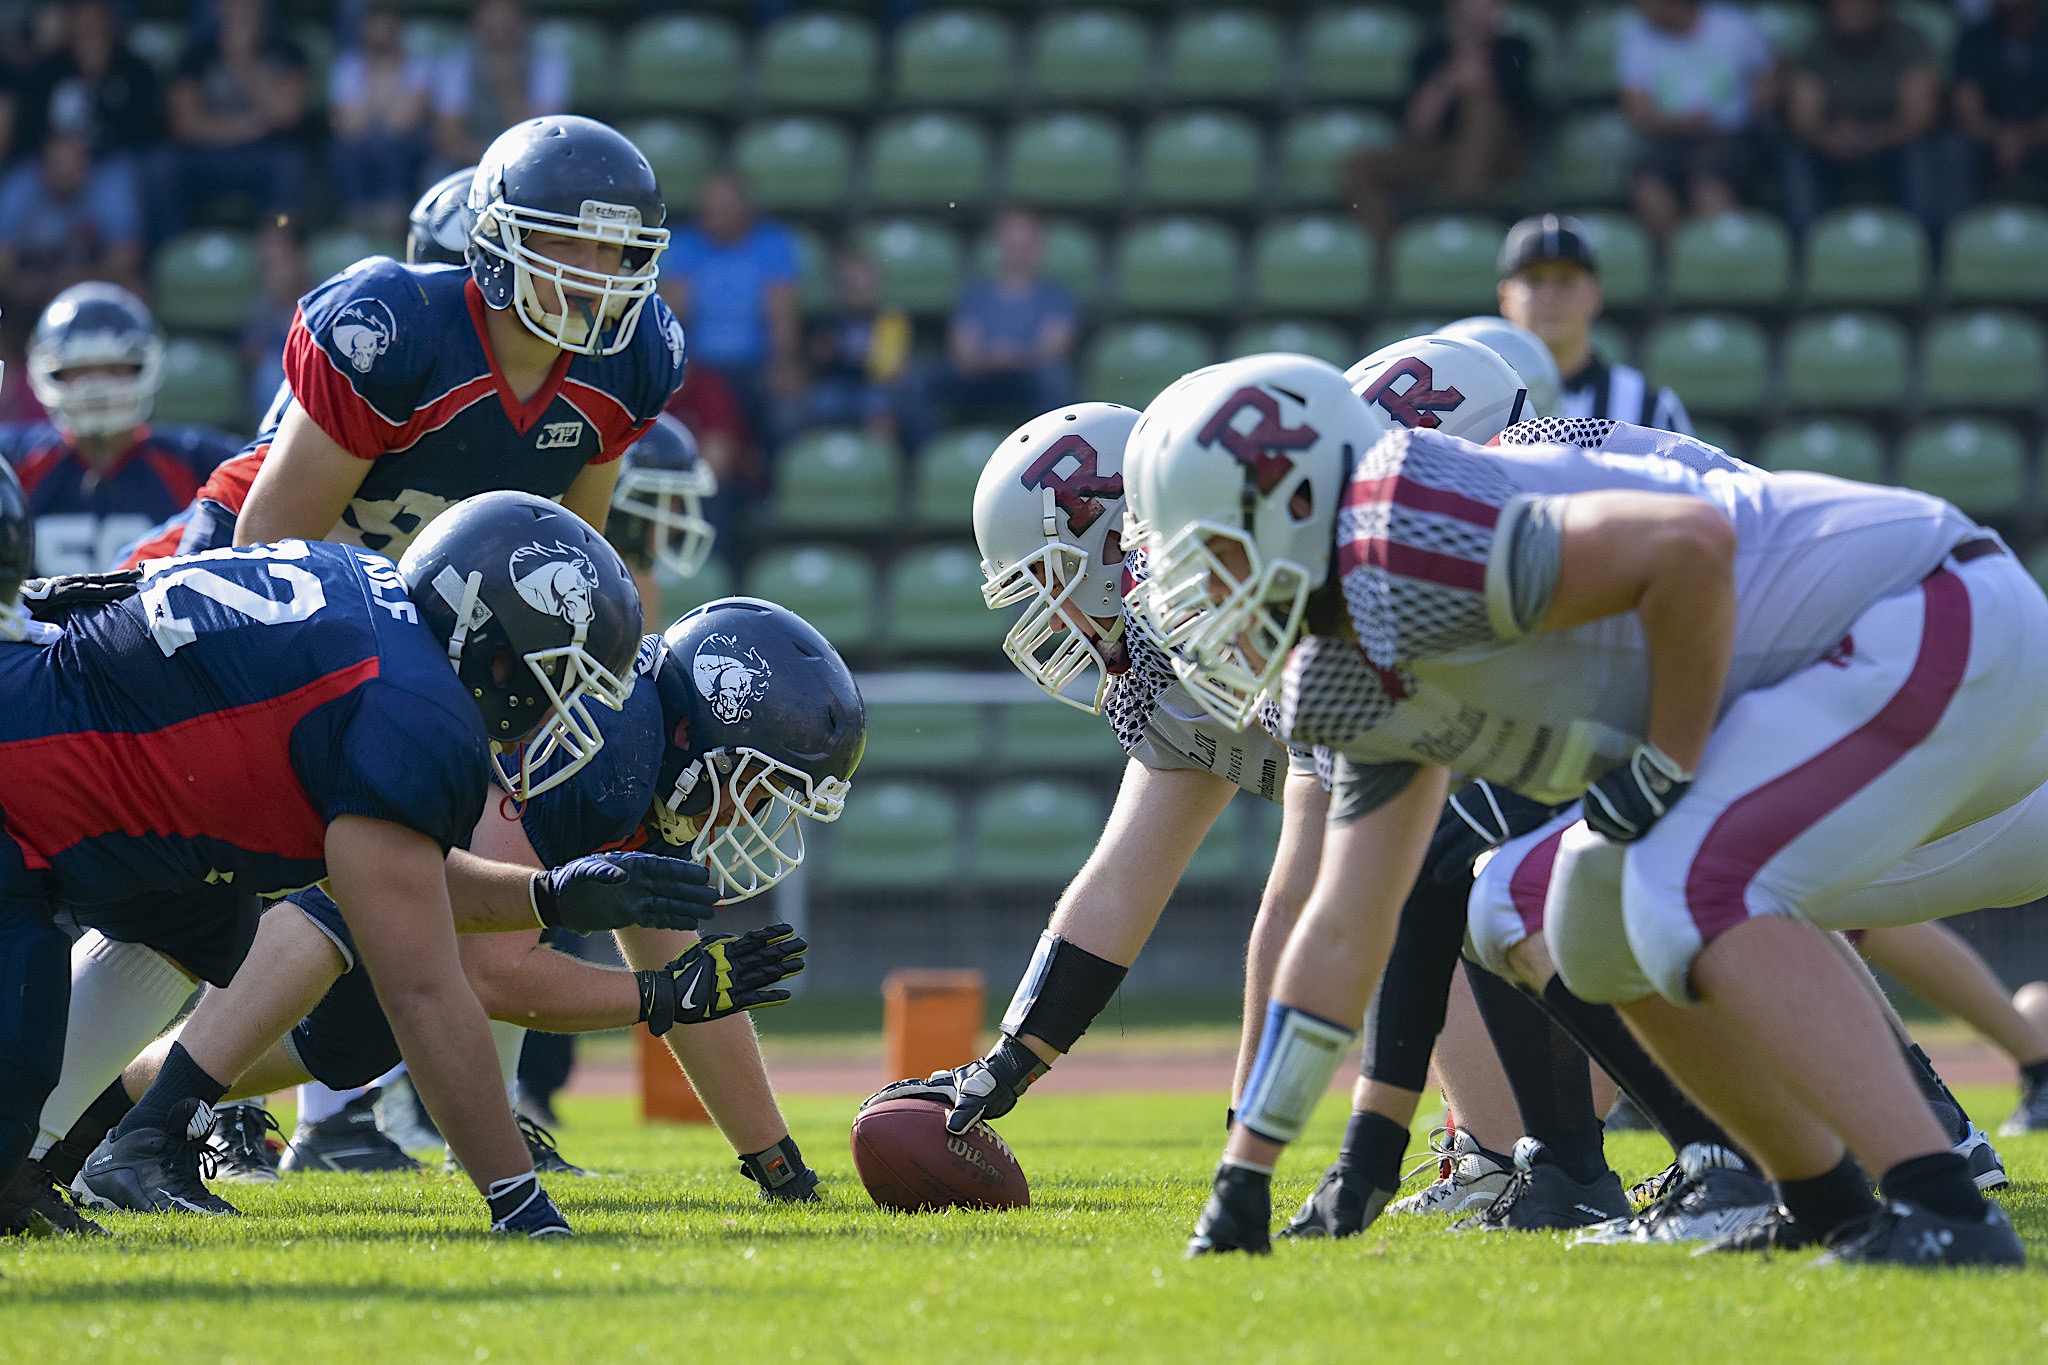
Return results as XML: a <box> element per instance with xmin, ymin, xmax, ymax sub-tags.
<box><xmin>1346</xmin><ymin>333</ymin><xmax>1529</xmax><ymax>443</ymax></box>
<box><xmin>974</xmin><ymin>403</ymin><xmax>1139</xmax><ymax>712</ymax></box>
<box><xmin>1438</xmin><ymin>316</ymin><xmax>1562</xmax><ymax>419</ymax></box>
<box><xmin>611</xmin><ymin>412</ymin><xmax>717</xmax><ymax>580</ymax></box>
<box><xmin>1125</xmin><ymin>354</ymin><xmax>1387</xmax><ymax>730</ymax></box>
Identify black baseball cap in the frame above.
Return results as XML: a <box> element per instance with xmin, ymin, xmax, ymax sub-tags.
<box><xmin>1498</xmin><ymin>213</ymin><xmax>1597</xmax><ymax>279</ymax></box>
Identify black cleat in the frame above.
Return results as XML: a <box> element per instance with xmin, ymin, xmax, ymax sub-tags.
<box><xmin>74</xmin><ymin>1099</ymin><xmax>239</xmax><ymax>1215</ymax></box>
<box><xmin>1187</xmin><ymin>1163</ymin><xmax>1272</xmax><ymax>1257</ymax></box>
<box><xmin>280</xmin><ymin>1094</ymin><xmax>422</xmax><ymax>1174</ymax></box>
<box><xmin>1279</xmin><ymin>1162</ymin><xmax>1394</xmax><ymax>1239</ymax></box>
<box><xmin>1955</xmin><ymin>1122</ymin><xmax>2008</xmax><ymax>1192</ymax></box>
<box><xmin>2000</xmin><ymin>1071</ymin><xmax>2048</xmax><ymax>1137</ymax></box>
<box><xmin>517</xmin><ymin>1115</ymin><xmax>591</xmax><ymax>1177</ymax></box>
<box><xmin>1575</xmin><ymin>1144</ymin><xmax>1775</xmax><ymax>1246</ymax></box>
<box><xmin>1449</xmin><ymin>1138</ymin><xmax>1630</xmax><ymax>1233</ymax></box>
<box><xmin>0</xmin><ymin>1158</ymin><xmax>107</xmax><ymax>1236</ymax></box>
<box><xmin>209</xmin><ymin>1101</ymin><xmax>284</xmax><ymax>1184</ymax></box>
<box><xmin>1816</xmin><ymin>1200</ymin><xmax>2025</xmax><ymax>1268</ymax></box>
<box><xmin>1693</xmin><ymin>1204</ymin><xmax>1817</xmax><ymax>1256</ymax></box>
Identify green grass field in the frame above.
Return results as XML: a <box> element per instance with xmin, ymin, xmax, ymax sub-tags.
<box><xmin>6</xmin><ymin>1086</ymin><xmax>2046</xmax><ymax>1363</ymax></box>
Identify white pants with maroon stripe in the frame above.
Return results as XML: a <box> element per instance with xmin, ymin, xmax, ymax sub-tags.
<box><xmin>1472</xmin><ymin>552</ymin><xmax>2048</xmax><ymax>1005</ymax></box>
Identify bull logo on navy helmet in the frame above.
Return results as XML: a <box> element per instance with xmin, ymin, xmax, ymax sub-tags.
<box><xmin>333</xmin><ymin>299</ymin><xmax>397</xmax><ymax>374</ymax></box>
<box><xmin>693</xmin><ymin>633</ymin><xmax>773</xmax><ymax>724</ymax></box>
<box><xmin>510</xmin><ymin>542</ymin><xmax>599</xmax><ymax>626</ymax></box>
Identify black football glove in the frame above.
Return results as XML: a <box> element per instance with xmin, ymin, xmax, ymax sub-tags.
<box><xmin>530</xmin><ymin>852</ymin><xmax>720</xmax><ymax>934</ymax></box>
<box><xmin>485</xmin><ymin>1172</ymin><xmax>571</xmax><ymax>1237</ymax></box>
<box><xmin>738</xmin><ymin>1134</ymin><xmax>821</xmax><ymax>1202</ymax></box>
<box><xmin>637</xmin><ymin>924</ymin><xmax>808</xmax><ymax>1034</ymax></box>
<box><xmin>1187</xmin><ymin>1162</ymin><xmax>1273</xmax><ymax>1257</ymax></box>
<box><xmin>860</xmin><ymin>1036</ymin><xmax>1050</xmax><ymax>1135</ymax></box>
<box><xmin>1582</xmin><ymin>744</ymin><xmax>1695</xmax><ymax>843</ymax></box>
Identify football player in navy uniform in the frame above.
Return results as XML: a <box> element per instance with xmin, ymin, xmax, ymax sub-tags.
<box><xmin>3</xmin><ymin>284</ymin><xmax>241</xmax><ymax>576</ymax></box>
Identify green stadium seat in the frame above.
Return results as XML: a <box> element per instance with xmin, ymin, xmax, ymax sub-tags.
<box><xmin>1180</xmin><ymin>801</ymin><xmax>1247</xmax><ymax>885</ymax></box>
<box><xmin>1277</xmin><ymin>108</ymin><xmax>1396</xmax><ymax>205</ymax></box>
<box><xmin>531</xmin><ymin>19</ymin><xmax>610</xmax><ymax>112</ymax></box>
<box><xmin>892</xmin><ymin>9</ymin><xmax>1016</xmax><ymax>105</ymax></box>
<box><xmin>911</xmin><ymin>427</ymin><xmax>1005</xmax><ymax>532</ymax></box>
<box><xmin>153</xmin><ymin>337</ymin><xmax>244</xmax><ymax>429</ymax></box>
<box><xmin>740</xmin><ymin>544</ymin><xmax>878</xmax><ymax>651</ymax></box>
<box><xmin>1944</xmin><ymin>204</ymin><xmax>2048</xmax><ymax>303</ymax></box>
<box><xmin>770</xmin><ymin>428</ymin><xmax>903</xmax><ymax>532</ymax></box>
<box><xmin>1899</xmin><ymin>0</ymin><xmax>1959</xmax><ymax>70</ymax></box>
<box><xmin>1113</xmin><ymin>217</ymin><xmax>1240</xmax><ymax>315</ymax></box>
<box><xmin>818</xmin><ymin>779</ymin><xmax>961</xmax><ymax>889</ymax></box>
<box><xmin>990</xmin><ymin>701</ymin><xmax>1124</xmax><ymax>772</ymax></box>
<box><xmin>973</xmin><ymin>217</ymin><xmax>1104</xmax><ymax>305</ymax></box>
<box><xmin>885</xmin><ymin>544</ymin><xmax>1009</xmax><ymax>654</ymax></box>
<box><xmin>756</xmin><ymin>11</ymin><xmax>879</xmax><ymax>108</ymax></box>
<box><xmin>1668</xmin><ymin>210</ymin><xmax>1793</xmax><ymax>308</ymax></box>
<box><xmin>306</xmin><ymin>229</ymin><xmax>400</xmax><ymax>284</ymax></box>
<box><xmin>620</xmin><ymin>119</ymin><xmax>715</xmax><ymax>213</ymax></box>
<box><xmin>789</xmin><ymin>225</ymin><xmax>835</xmax><ymax>311</ymax></box>
<box><xmin>1300</xmin><ymin>6</ymin><xmax>1420</xmax><ymax>102</ymax></box>
<box><xmin>1548</xmin><ymin>111</ymin><xmax>1639</xmax><ymax>205</ymax></box>
<box><xmin>1137</xmin><ymin>111</ymin><xmax>1262</xmax><ymax>208</ymax></box>
<box><xmin>1163</xmin><ymin>8</ymin><xmax>1283</xmax><ymax>102</ymax></box>
<box><xmin>1083</xmin><ymin>321</ymin><xmax>1215</xmax><ymax>411</ymax></box>
<box><xmin>153</xmin><ymin>231</ymin><xmax>259</xmax><ymax>333</ymax></box>
<box><xmin>654</xmin><ymin>555</ymin><xmax>736</xmax><ymax>623</ymax></box>
<box><xmin>1803</xmin><ymin>207</ymin><xmax>1928</xmax><ymax>307</ymax></box>
<box><xmin>1500</xmin><ymin>5</ymin><xmax>1560</xmax><ymax>96</ymax></box>
<box><xmin>1226</xmin><ymin>320</ymin><xmax>1353</xmax><ymax>368</ymax></box>
<box><xmin>1754</xmin><ymin>420</ymin><xmax>1886</xmax><ymax>483</ymax></box>
<box><xmin>856</xmin><ymin>218</ymin><xmax>964</xmax><ymax>315</ymax></box>
<box><xmin>1554</xmin><ymin>6</ymin><xmax>1623</xmax><ymax>103</ymax></box>
<box><xmin>859</xmin><ymin>703</ymin><xmax>986</xmax><ymax>775</ymax></box>
<box><xmin>732</xmin><ymin>117</ymin><xmax>854</xmax><ymax>213</ymax></box>
<box><xmin>1250</xmin><ymin>216</ymin><xmax>1376</xmax><ymax>315</ymax></box>
<box><xmin>867</xmin><ymin>113</ymin><xmax>993</xmax><ymax>209</ymax></box>
<box><xmin>1749</xmin><ymin>1</ymin><xmax>1821</xmax><ymax>55</ymax></box>
<box><xmin>1781</xmin><ymin>312</ymin><xmax>1910</xmax><ymax>411</ymax></box>
<box><xmin>1360</xmin><ymin>316</ymin><xmax>1444</xmax><ymax>355</ymax></box>
<box><xmin>1897</xmin><ymin>419</ymin><xmax>2028</xmax><ymax>520</ymax></box>
<box><xmin>620</xmin><ymin>15</ymin><xmax>744</xmax><ymax>113</ymax></box>
<box><xmin>1003</xmin><ymin>113</ymin><xmax>1127</xmax><ymax>210</ymax></box>
<box><xmin>1388</xmin><ymin>215</ymin><xmax>1505</xmax><ymax>313</ymax></box>
<box><xmin>128</xmin><ymin>19</ymin><xmax>184</xmax><ymax>73</ymax></box>
<box><xmin>1921</xmin><ymin>309</ymin><xmax>2048</xmax><ymax>411</ymax></box>
<box><xmin>1027</xmin><ymin>9</ymin><xmax>1151</xmax><ymax>105</ymax></box>
<box><xmin>1643</xmin><ymin>314</ymin><xmax>1770</xmax><ymax>417</ymax></box>
<box><xmin>968</xmin><ymin>779</ymin><xmax>1106</xmax><ymax>884</ymax></box>
<box><xmin>290</xmin><ymin>22</ymin><xmax>336</xmax><ymax>113</ymax></box>
<box><xmin>1568</xmin><ymin>209</ymin><xmax>1653</xmax><ymax>310</ymax></box>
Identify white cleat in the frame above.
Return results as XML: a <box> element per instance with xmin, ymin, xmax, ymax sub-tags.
<box><xmin>1388</xmin><ymin>1127</ymin><xmax>1513</xmax><ymax>1217</ymax></box>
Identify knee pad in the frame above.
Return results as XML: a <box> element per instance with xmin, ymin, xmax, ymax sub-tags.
<box><xmin>1546</xmin><ymin>825</ymin><xmax>1657</xmax><ymax>1005</ymax></box>
<box><xmin>286</xmin><ymin>965</ymin><xmax>400</xmax><ymax>1090</ymax></box>
<box><xmin>1465</xmin><ymin>813</ymin><xmax>1575</xmax><ymax>983</ymax></box>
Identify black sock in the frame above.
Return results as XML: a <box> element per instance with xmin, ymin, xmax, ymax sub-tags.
<box><xmin>1776</xmin><ymin>1153</ymin><xmax>1878</xmax><ymax>1238</ymax></box>
<box><xmin>42</xmin><ymin>1079</ymin><xmax>135</xmax><ymax>1185</ymax></box>
<box><xmin>113</xmin><ymin>1044</ymin><xmax>226</xmax><ymax>1139</ymax></box>
<box><xmin>2022</xmin><ymin>1057</ymin><xmax>2048</xmax><ymax>1093</ymax></box>
<box><xmin>1902</xmin><ymin>1041</ymin><xmax>1970</xmax><ymax>1143</ymax></box>
<box><xmin>1879</xmin><ymin>1151</ymin><xmax>1986</xmax><ymax>1221</ymax></box>
<box><xmin>1537</xmin><ymin>976</ymin><xmax>1750</xmax><ymax>1167</ymax></box>
<box><xmin>1337</xmin><ymin>1109</ymin><xmax>1411</xmax><ymax>1191</ymax></box>
<box><xmin>1464</xmin><ymin>963</ymin><xmax>1607</xmax><ymax>1184</ymax></box>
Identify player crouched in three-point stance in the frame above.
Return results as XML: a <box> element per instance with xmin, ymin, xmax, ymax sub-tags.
<box><xmin>1131</xmin><ymin>354</ymin><xmax>2044</xmax><ymax>1267</ymax></box>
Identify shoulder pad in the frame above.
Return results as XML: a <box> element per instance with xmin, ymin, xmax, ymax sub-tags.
<box><xmin>294</xmin><ymin>258</ymin><xmax>442</xmax><ymax>425</ymax></box>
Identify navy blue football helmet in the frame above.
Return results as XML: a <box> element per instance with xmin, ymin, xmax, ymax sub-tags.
<box><xmin>610</xmin><ymin>413</ymin><xmax>717</xmax><ymax>580</ymax></box>
<box><xmin>400</xmin><ymin>491</ymin><xmax>643</xmax><ymax>799</ymax></box>
<box><xmin>0</xmin><ymin>459</ymin><xmax>34</xmax><ymax>640</ymax></box>
<box><xmin>643</xmin><ymin>598</ymin><xmax>865</xmax><ymax>902</ymax></box>
<box><xmin>28</xmin><ymin>283</ymin><xmax>165</xmax><ymax>439</ymax></box>
<box><xmin>408</xmin><ymin>166</ymin><xmax>477</xmax><ymax>267</ymax></box>
<box><xmin>467</xmin><ymin>116</ymin><xmax>668</xmax><ymax>357</ymax></box>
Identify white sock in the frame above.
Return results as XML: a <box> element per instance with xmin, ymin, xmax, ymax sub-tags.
<box><xmin>32</xmin><ymin>933</ymin><xmax>197</xmax><ymax>1158</ymax></box>
<box><xmin>296</xmin><ymin>1081</ymin><xmax>365</xmax><ymax>1127</ymax></box>
<box><xmin>490</xmin><ymin>1020</ymin><xmax>526</xmax><ymax>1105</ymax></box>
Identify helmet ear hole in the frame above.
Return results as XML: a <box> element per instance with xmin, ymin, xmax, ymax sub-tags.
<box><xmin>490</xmin><ymin>644</ymin><xmax>515</xmax><ymax>688</ymax></box>
<box><xmin>1288</xmin><ymin>482</ymin><xmax>1315</xmax><ymax>523</ymax></box>
<box><xmin>670</xmin><ymin>717</ymin><xmax>690</xmax><ymax>752</ymax></box>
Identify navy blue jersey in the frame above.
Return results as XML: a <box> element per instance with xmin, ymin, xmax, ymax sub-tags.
<box><xmin>516</xmin><ymin>646</ymin><xmax>664</xmax><ymax>867</ymax></box>
<box><xmin>4</xmin><ymin>423</ymin><xmax>241</xmax><ymax>576</ymax></box>
<box><xmin>0</xmin><ymin>539</ymin><xmax>490</xmax><ymax>906</ymax></box>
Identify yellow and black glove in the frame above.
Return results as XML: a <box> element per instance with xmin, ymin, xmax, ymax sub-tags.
<box><xmin>637</xmin><ymin>924</ymin><xmax>808</xmax><ymax>1035</ymax></box>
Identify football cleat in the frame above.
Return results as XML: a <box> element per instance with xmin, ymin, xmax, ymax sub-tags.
<box><xmin>280</xmin><ymin>1094</ymin><xmax>423</xmax><ymax>1174</ymax></box>
<box><xmin>444</xmin><ymin>1114</ymin><xmax>594</xmax><ymax>1178</ymax></box>
<box><xmin>1814</xmin><ymin>1200</ymin><xmax>2024</xmax><ymax>1268</ymax></box>
<box><xmin>1448</xmin><ymin>1138</ymin><xmax>1629</xmax><ymax>1233</ymax></box>
<box><xmin>1954</xmin><ymin>1121</ymin><xmax>2008</xmax><ymax>1192</ymax></box>
<box><xmin>1573</xmin><ymin>1144</ymin><xmax>1775</xmax><ymax>1246</ymax></box>
<box><xmin>208</xmin><ymin>1101</ymin><xmax>284</xmax><ymax>1184</ymax></box>
<box><xmin>1693</xmin><ymin>1204</ymin><xmax>1816</xmax><ymax>1256</ymax></box>
<box><xmin>74</xmin><ymin>1098</ymin><xmax>239</xmax><ymax>1215</ymax></box>
<box><xmin>2000</xmin><ymin>1073</ymin><xmax>2048</xmax><ymax>1137</ymax></box>
<box><xmin>0</xmin><ymin>1157</ymin><xmax>107</xmax><ymax>1236</ymax></box>
<box><xmin>1186</xmin><ymin>1163</ymin><xmax>1273</xmax><ymax>1257</ymax></box>
<box><xmin>1387</xmin><ymin>1127</ymin><xmax>1513</xmax><ymax>1216</ymax></box>
<box><xmin>1278</xmin><ymin>1162</ymin><xmax>1394</xmax><ymax>1239</ymax></box>
<box><xmin>1626</xmin><ymin>1160</ymin><xmax>1683</xmax><ymax>1209</ymax></box>
<box><xmin>372</xmin><ymin>1074</ymin><xmax>443</xmax><ymax>1152</ymax></box>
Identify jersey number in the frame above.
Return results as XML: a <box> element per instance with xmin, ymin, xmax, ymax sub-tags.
<box><xmin>137</xmin><ymin>541</ymin><xmax>328</xmax><ymax>656</ymax></box>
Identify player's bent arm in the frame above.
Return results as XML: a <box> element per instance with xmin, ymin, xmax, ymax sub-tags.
<box><xmin>325</xmin><ymin>815</ymin><xmax>532</xmax><ymax>1190</ymax></box>
<box><xmin>458</xmin><ymin>930</ymin><xmax>642</xmax><ymax>1032</ymax></box>
<box><xmin>444</xmin><ymin>848</ymin><xmax>553</xmax><ymax>933</ymax></box>
<box><xmin>234</xmin><ymin>405</ymin><xmax>376</xmax><ymax>546</ymax></box>
<box><xmin>1230</xmin><ymin>773</ymin><xmax>1329</xmax><ymax>1105</ymax></box>
<box><xmin>560</xmin><ymin>457</ymin><xmax>623</xmax><ymax>537</ymax></box>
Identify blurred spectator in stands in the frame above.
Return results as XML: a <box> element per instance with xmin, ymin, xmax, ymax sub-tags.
<box><xmin>799</xmin><ymin>248</ymin><xmax>910</xmax><ymax>442</ymax></box>
<box><xmin>10</xmin><ymin>2</ymin><xmax>161</xmax><ymax>180</ymax></box>
<box><xmin>1345</xmin><ymin>0</ymin><xmax>1535</xmax><ymax>246</ymax></box>
<box><xmin>908</xmin><ymin>207</ymin><xmax>1076</xmax><ymax>450</ymax></box>
<box><xmin>149</xmin><ymin>0</ymin><xmax>310</xmax><ymax>245</ymax></box>
<box><xmin>1618</xmin><ymin>0</ymin><xmax>1778</xmax><ymax>242</ymax></box>
<box><xmin>1780</xmin><ymin>0</ymin><xmax>1943</xmax><ymax>235</ymax></box>
<box><xmin>328</xmin><ymin>3</ymin><xmax>434</xmax><ymax>235</ymax></box>
<box><xmin>239</xmin><ymin>221</ymin><xmax>306</xmax><ymax>426</ymax></box>
<box><xmin>666</xmin><ymin>363</ymin><xmax>757</xmax><ymax>555</ymax></box>
<box><xmin>1952</xmin><ymin>0</ymin><xmax>2048</xmax><ymax>200</ymax></box>
<box><xmin>659</xmin><ymin>171</ymin><xmax>803</xmax><ymax>453</ymax></box>
<box><xmin>0</xmin><ymin>119</ymin><xmax>143</xmax><ymax>326</ymax></box>
<box><xmin>431</xmin><ymin>0</ymin><xmax>569</xmax><ymax>172</ymax></box>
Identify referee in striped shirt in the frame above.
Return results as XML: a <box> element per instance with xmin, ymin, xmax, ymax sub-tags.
<box><xmin>1496</xmin><ymin>213</ymin><xmax>1691</xmax><ymax>434</ymax></box>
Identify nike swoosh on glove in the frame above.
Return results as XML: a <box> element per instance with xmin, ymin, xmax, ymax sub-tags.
<box><xmin>530</xmin><ymin>852</ymin><xmax>720</xmax><ymax>934</ymax></box>
<box><xmin>859</xmin><ymin>1036</ymin><xmax>1049</xmax><ymax>1134</ymax></box>
<box><xmin>637</xmin><ymin>923</ymin><xmax>808</xmax><ymax>1034</ymax></box>
<box><xmin>1582</xmin><ymin>743</ymin><xmax>1694</xmax><ymax>843</ymax></box>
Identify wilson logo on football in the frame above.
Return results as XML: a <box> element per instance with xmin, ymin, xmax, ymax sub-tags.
<box><xmin>332</xmin><ymin>298</ymin><xmax>398</xmax><ymax>374</ymax></box>
<box><xmin>692</xmin><ymin>632</ymin><xmax>773</xmax><ymax>724</ymax></box>
<box><xmin>944</xmin><ymin>1136</ymin><xmax>1008</xmax><ymax>1185</ymax></box>
<box><xmin>509</xmin><ymin>543</ymin><xmax>599</xmax><ymax>626</ymax></box>
<box><xmin>1196</xmin><ymin>386</ymin><xmax>1320</xmax><ymax>492</ymax></box>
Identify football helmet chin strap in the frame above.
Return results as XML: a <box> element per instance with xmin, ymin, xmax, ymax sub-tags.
<box><xmin>650</xmin><ymin>748</ymin><xmax>852</xmax><ymax>904</ymax></box>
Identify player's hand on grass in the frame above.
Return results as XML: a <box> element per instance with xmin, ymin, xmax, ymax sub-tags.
<box><xmin>1187</xmin><ymin>1162</ymin><xmax>1273</xmax><ymax>1257</ymax></box>
<box><xmin>530</xmin><ymin>852</ymin><xmax>720</xmax><ymax>933</ymax></box>
<box><xmin>637</xmin><ymin>923</ymin><xmax>807</xmax><ymax>1034</ymax></box>
<box><xmin>860</xmin><ymin>1036</ymin><xmax>1050</xmax><ymax>1135</ymax></box>
<box><xmin>1582</xmin><ymin>743</ymin><xmax>1693</xmax><ymax>843</ymax></box>
<box><xmin>485</xmin><ymin>1173</ymin><xmax>571</xmax><ymax>1237</ymax></box>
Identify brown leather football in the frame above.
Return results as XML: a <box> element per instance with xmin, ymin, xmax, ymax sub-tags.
<box><xmin>849</xmin><ymin>1097</ymin><xmax>1030</xmax><ymax>1212</ymax></box>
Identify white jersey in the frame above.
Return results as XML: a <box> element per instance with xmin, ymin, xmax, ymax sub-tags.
<box><xmin>1279</xmin><ymin>427</ymin><xmax>1981</xmax><ymax>804</ymax></box>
